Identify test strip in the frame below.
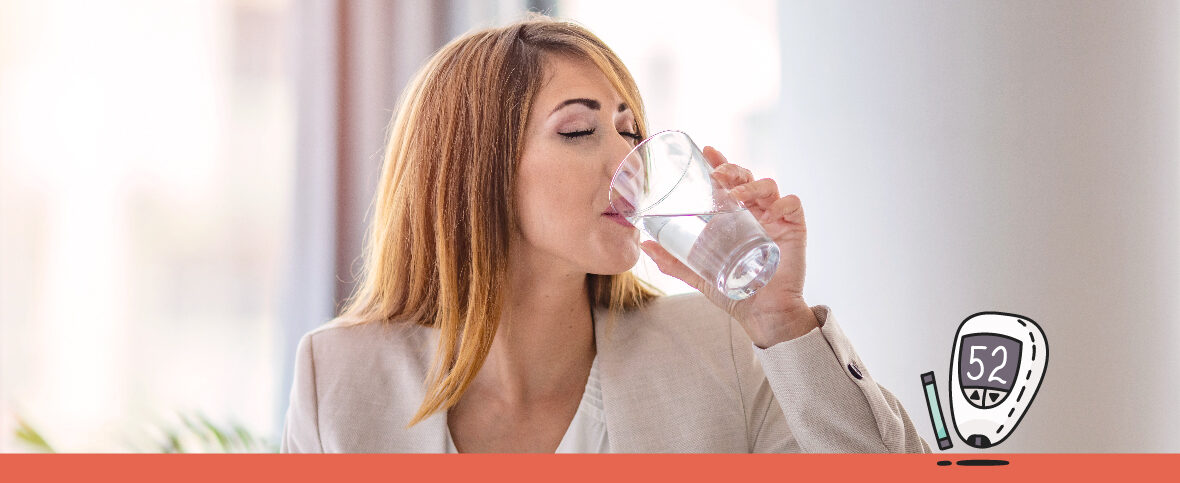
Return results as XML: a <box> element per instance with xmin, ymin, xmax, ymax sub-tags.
<box><xmin>921</xmin><ymin>371</ymin><xmax>953</xmax><ymax>450</ymax></box>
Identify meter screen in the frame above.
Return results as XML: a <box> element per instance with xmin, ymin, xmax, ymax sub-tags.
<box><xmin>957</xmin><ymin>333</ymin><xmax>1022</xmax><ymax>408</ymax></box>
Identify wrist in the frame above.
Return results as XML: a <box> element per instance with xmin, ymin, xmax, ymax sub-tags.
<box><xmin>750</xmin><ymin>302</ymin><xmax>820</xmax><ymax>349</ymax></box>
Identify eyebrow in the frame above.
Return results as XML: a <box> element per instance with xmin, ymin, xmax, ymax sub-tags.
<box><xmin>550</xmin><ymin>98</ymin><xmax>630</xmax><ymax>115</ymax></box>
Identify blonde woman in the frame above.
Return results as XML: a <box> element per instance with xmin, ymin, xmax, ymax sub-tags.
<box><xmin>280</xmin><ymin>16</ymin><xmax>930</xmax><ymax>453</ymax></box>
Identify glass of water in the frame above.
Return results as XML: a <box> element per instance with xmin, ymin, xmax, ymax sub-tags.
<box><xmin>609</xmin><ymin>130</ymin><xmax>780</xmax><ymax>300</ymax></box>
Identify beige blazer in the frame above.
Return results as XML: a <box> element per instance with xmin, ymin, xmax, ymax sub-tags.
<box><xmin>280</xmin><ymin>293</ymin><xmax>931</xmax><ymax>453</ymax></box>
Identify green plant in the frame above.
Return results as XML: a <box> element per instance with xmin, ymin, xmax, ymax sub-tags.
<box><xmin>14</xmin><ymin>415</ymin><xmax>55</xmax><ymax>453</ymax></box>
<box><xmin>143</xmin><ymin>412</ymin><xmax>278</xmax><ymax>453</ymax></box>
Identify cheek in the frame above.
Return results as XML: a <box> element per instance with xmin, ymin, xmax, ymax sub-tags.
<box><xmin>515</xmin><ymin>152</ymin><xmax>597</xmax><ymax>241</ymax></box>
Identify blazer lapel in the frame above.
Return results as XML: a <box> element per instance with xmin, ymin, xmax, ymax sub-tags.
<box><xmin>593</xmin><ymin>302</ymin><xmax>673</xmax><ymax>452</ymax></box>
<box><xmin>594</xmin><ymin>303</ymin><xmax>634</xmax><ymax>451</ymax></box>
<box><xmin>592</xmin><ymin>296</ymin><xmax>752</xmax><ymax>453</ymax></box>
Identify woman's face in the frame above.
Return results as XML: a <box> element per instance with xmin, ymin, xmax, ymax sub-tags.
<box><xmin>514</xmin><ymin>54</ymin><xmax>642</xmax><ymax>276</ymax></box>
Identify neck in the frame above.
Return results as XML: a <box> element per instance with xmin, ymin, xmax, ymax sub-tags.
<box><xmin>471</xmin><ymin>253</ymin><xmax>596</xmax><ymax>405</ymax></box>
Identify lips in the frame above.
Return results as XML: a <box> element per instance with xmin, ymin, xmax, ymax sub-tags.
<box><xmin>601</xmin><ymin>212</ymin><xmax>634</xmax><ymax>228</ymax></box>
<box><xmin>603</xmin><ymin>192</ymin><xmax>636</xmax><ymax>228</ymax></box>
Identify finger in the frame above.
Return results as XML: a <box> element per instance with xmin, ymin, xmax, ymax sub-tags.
<box><xmin>703</xmin><ymin>146</ymin><xmax>754</xmax><ymax>189</ymax></box>
<box><xmin>760</xmin><ymin>194</ymin><xmax>805</xmax><ymax>225</ymax></box>
<box><xmin>702</xmin><ymin>146</ymin><xmax>729</xmax><ymax>169</ymax></box>
<box><xmin>710</xmin><ymin>162</ymin><xmax>754</xmax><ymax>189</ymax></box>
<box><xmin>640</xmin><ymin>241</ymin><xmax>707</xmax><ymax>293</ymax></box>
<box><xmin>730</xmin><ymin>178</ymin><xmax>781</xmax><ymax>210</ymax></box>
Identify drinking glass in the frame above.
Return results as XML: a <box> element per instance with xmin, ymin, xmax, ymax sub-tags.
<box><xmin>609</xmin><ymin>130</ymin><xmax>779</xmax><ymax>300</ymax></box>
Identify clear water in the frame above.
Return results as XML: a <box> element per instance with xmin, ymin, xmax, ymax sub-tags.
<box><xmin>631</xmin><ymin>209</ymin><xmax>779</xmax><ymax>300</ymax></box>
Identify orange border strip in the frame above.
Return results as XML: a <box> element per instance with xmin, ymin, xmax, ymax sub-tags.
<box><xmin>2</xmin><ymin>454</ymin><xmax>1174</xmax><ymax>482</ymax></box>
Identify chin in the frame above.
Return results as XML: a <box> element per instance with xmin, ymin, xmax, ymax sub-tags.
<box><xmin>586</xmin><ymin>244</ymin><xmax>641</xmax><ymax>275</ymax></box>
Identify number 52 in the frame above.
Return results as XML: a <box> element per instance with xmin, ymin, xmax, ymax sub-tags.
<box><xmin>967</xmin><ymin>345</ymin><xmax>1009</xmax><ymax>384</ymax></box>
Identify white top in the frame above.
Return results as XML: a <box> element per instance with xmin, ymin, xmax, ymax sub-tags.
<box><xmin>444</xmin><ymin>355</ymin><xmax>609</xmax><ymax>453</ymax></box>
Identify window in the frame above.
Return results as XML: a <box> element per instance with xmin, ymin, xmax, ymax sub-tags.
<box><xmin>0</xmin><ymin>0</ymin><xmax>295</xmax><ymax>452</ymax></box>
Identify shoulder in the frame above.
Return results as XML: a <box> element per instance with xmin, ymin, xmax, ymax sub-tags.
<box><xmin>295</xmin><ymin>318</ymin><xmax>436</xmax><ymax>397</ymax></box>
<box><xmin>632</xmin><ymin>292</ymin><xmax>726</xmax><ymax>320</ymax></box>
<box><xmin>303</xmin><ymin>318</ymin><xmax>435</xmax><ymax>358</ymax></box>
<box><xmin>611</xmin><ymin>292</ymin><xmax>734</xmax><ymax>342</ymax></box>
<box><xmin>289</xmin><ymin>319</ymin><xmax>443</xmax><ymax>451</ymax></box>
<box><xmin>603</xmin><ymin>292</ymin><xmax>744</xmax><ymax>370</ymax></box>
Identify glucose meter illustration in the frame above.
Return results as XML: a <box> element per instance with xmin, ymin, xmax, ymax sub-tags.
<box><xmin>949</xmin><ymin>312</ymin><xmax>1047</xmax><ymax>448</ymax></box>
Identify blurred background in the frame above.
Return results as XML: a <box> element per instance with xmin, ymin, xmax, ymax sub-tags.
<box><xmin>0</xmin><ymin>0</ymin><xmax>1176</xmax><ymax>452</ymax></box>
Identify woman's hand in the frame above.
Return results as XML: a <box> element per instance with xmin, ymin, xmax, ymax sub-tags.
<box><xmin>639</xmin><ymin>146</ymin><xmax>819</xmax><ymax>349</ymax></box>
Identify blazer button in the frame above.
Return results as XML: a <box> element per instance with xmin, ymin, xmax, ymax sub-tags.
<box><xmin>847</xmin><ymin>362</ymin><xmax>863</xmax><ymax>380</ymax></box>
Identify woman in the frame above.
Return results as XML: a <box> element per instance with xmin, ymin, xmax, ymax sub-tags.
<box><xmin>280</xmin><ymin>16</ymin><xmax>930</xmax><ymax>453</ymax></box>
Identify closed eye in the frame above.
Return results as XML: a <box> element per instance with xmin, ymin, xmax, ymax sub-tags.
<box><xmin>558</xmin><ymin>129</ymin><xmax>642</xmax><ymax>144</ymax></box>
<box><xmin>559</xmin><ymin>129</ymin><xmax>595</xmax><ymax>138</ymax></box>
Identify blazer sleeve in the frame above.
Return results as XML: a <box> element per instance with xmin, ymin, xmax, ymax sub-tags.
<box><xmin>743</xmin><ymin>305</ymin><xmax>931</xmax><ymax>453</ymax></box>
<box><xmin>280</xmin><ymin>332</ymin><xmax>324</xmax><ymax>453</ymax></box>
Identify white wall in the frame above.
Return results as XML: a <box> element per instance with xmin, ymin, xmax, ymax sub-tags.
<box><xmin>774</xmin><ymin>1</ymin><xmax>1180</xmax><ymax>452</ymax></box>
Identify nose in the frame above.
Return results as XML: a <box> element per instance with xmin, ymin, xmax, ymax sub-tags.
<box><xmin>606</xmin><ymin>136</ymin><xmax>644</xmax><ymax>213</ymax></box>
<box><xmin>603</xmin><ymin>135</ymin><xmax>637</xmax><ymax>179</ymax></box>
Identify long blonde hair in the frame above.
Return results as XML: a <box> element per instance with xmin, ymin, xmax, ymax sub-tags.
<box><xmin>334</xmin><ymin>16</ymin><xmax>661</xmax><ymax>427</ymax></box>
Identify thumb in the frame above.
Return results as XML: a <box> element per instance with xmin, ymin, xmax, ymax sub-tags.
<box><xmin>640</xmin><ymin>241</ymin><xmax>708</xmax><ymax>293</ymax></box>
